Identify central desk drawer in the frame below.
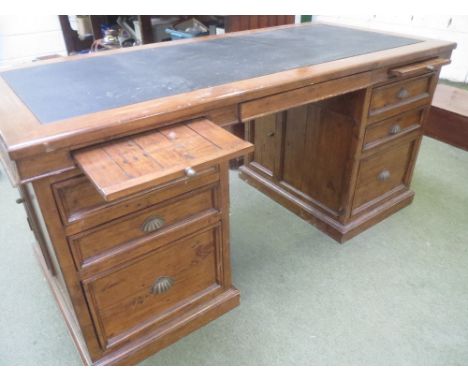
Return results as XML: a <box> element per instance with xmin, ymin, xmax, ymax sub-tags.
<box><xmin>368</xmin><ymin>74</ymin><xmax>433</xmax><ymax>123</ymax></box>
<box><xmin>239</xmin><ymin>71</ymin><xmax>372</xmax><ymax>121</ymax></box>
<box><xmin>82</xmin><ymin>225</ymin><xmax>222</xmax><ymax>350</ymax></box>
<box><xmin>68</xmin><ymin>184</ymin><xmax>219</xmax><ymax>269</ymax></box>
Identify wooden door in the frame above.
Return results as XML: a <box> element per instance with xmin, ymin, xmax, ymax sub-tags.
<box><xmin>281</xmin><ymin>102</ymin><xmax>355</xmax><ymax>214</ymax></box>
<box><xmin>245</xmin><ymin>113</ymin><xmax>282</xmax><ymax>179</ymax></box>
<box><xmin>244</xmin><ymin>91</ymin><xmax>365</xmax><ymax>218</ymax></box>
<box><xmin>225</xmin><ymin>16</ymin><xmax>295</xmax><ymax>32</ymax></box>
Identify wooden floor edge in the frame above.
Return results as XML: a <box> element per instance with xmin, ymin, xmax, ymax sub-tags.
<box><xmin>424</xmin><ymin>84</ymin><xmax>468</xmax><ymax>151</ymax></box>
<box><xmin>424</xmin><ymin>106</ymin><xmax>468</xmax><ymax>151</ymax></box>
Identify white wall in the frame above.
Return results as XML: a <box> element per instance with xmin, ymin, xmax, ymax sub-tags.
<box><xmin>0</xmin><ymin>15</ymin><xmax>67</xmax><ymax>68</ymax></box>
<box><xmin>314</xmin><ymin>15</ymin><xmax>468</xmax><ymax>83</ymax></box>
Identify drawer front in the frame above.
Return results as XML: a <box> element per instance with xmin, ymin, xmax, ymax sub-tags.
<box><xmin>53</xmin><ymin>166</ymin><xmax>219</xmax><ymax>233</ymax></box>
<box><xmin>69</xmin><ymin>184</ymin><xmax>219</xmax><ymax>269</ymax></box>
<box><xmin>368</xmin><ymin>74</ymin><xmax>433</xmax><ymax>122</ymax></box>
<box><xmin>240</xmin><ymin>71</ymin><xmax>372</xmax><ymax>121</ymax></box>
<box><xmin>353</xmin><ymin>140</ymin><xmax>416</xmax><ymax>211</ymax></box>
<box><xmin>363</xmin><ymin>108</ymin><xmax>424</xmax><ymax>150</ymax></box>
<box><xmin>82</xmin><ymin>225</ymin><xmax>223</xmax><ymax>350</ymax></box>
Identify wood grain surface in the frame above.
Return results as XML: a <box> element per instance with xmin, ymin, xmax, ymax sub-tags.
<box><xmin>74</xmin><ymin>119</ymin><xmax>253</xmax><ymax>201</ymax></box>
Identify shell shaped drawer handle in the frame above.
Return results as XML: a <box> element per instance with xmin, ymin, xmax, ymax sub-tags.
<box><xmin>389</xmin><ymin>124</ymin><xmax>401</xmax><ymax>135</ymax></box>
<box><xmin>185</xmin><ymin>167</ymin><xmax>197</xmax><ymax>177</ymax></box>
<box><xmin>141</xmin><ymin>216</ymin><xmax>165</xmax><ymax>233</ymax></box>
<box><xmin>378</xmin><ymin>170</ymin><xmax>391</xmax><ymax>182</ymax></box>
<box><xmin>397</xmin><ymin>88</ymin><xmax>410</xmax><ymax>99</ymax></box>
<box><xmin>151</xmin><ymin>276</ymin><xmax>174</xmax><ymax>295</ymax></box>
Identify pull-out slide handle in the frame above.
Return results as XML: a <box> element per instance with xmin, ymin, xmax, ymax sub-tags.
<box><xmin>389</xmin><ymin>58</ymin><xmax>451</xmax><ymax>78</ymax></box>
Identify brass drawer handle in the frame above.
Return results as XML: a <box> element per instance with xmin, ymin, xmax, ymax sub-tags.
<box><xmin>389</xmin><ymin>124</ymin><xmax>401</xmax><ymax>135</ymax></box>
<box><xmin>141</xmin><ymin>216</ymin><xmax>165</xmax><ymax>233</ymax></box>
<box><xmin>184</xmin><ymin>167</ymin><xmax>197</xmax><ymax>177</ymax></box>
<box><xmin>151</xmin><ymin>276</ymin><xmax>174</xmax><ymax>295</ymax></box>
<box><xmin>378</xmin><ymin>170</ymin><xmax>391</xmax><ymax>182</ymax></box>
<box><xmin>397</xmin><ymin>88</ymin><xmax>410</xmax><ymax>99</ymax></box>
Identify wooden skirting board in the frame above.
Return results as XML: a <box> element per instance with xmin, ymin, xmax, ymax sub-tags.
<box><xmin>425</xmin><ymin>84</ymin><xmax>468</xmax><ymax>151</ymax></box>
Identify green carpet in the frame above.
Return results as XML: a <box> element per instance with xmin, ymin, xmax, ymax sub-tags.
<box><xmin>1</xmin><ymin>137</ymin><xmax>467</xmax><ymax>365</ymax></box>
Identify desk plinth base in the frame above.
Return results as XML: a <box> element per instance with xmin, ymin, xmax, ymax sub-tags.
<box><xmin>239</xmin><ymin>166</ymin><xmax>414</xmax><ymax>243</ymax></box>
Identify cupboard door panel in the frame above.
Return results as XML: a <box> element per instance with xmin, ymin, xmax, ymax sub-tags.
<box><xmin>282</xmin><ymin>105</ymin><xmax>308</xmax><ymax>191</ymax></box>
<box><xmin>281</xmin><ymin>101</ymin><xmax>355</xmax><ymax>214</ymax></box>
<box><xmin>251</xmin><ymin>114</ymin><xmax>279</xmax><ymax>176</ymax></box>
<box><xmin>301</xmin><ymin>105</ymin><xmax>354</xmax><ymax>213</ymax></box>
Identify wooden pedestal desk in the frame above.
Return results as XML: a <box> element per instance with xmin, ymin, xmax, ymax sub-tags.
<box><xmin>0</xmin><ymin>23</ymin><xmax>455</xmax><ymax>365</ymax></box>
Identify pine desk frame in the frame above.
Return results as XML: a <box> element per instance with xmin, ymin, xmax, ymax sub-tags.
<box><xmin>0</xmin><ymin>23</ymin><xmax>455</xmax><ymax>364</ymax></box>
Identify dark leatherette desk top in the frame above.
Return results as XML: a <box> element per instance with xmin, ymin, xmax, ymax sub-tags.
<box><xmin>0</xmin><ymin>22</ymin><xmax>455</xmax><ymax>165</ymax></box>
<box><xmin>1</xmin><ymin>24</ymin><xmax>420</xmax><ymax>124</ymax></box>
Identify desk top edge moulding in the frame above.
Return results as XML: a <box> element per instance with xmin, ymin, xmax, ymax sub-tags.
<box><xmin>0</xmin><ymin>21</ymin><xmax>456</xmax><ymax>365</ymax></box>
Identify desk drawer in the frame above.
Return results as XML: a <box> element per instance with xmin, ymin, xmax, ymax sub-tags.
<box><xmin>368</xmin><ymin>74</ymin><xmax>433</xmax><ymax>123</ymax></box>
<box><xmin>239</xmin><ymin>71</ymin><xmax>372</xmax><ymax>121</ymax></box>
<box><xmin>53</xmin><ymin>167</ymin><xmax>219</xmax><ymax>233</ymax></box>
<box><xmin>352</xmin><ymin>139</ymin><xmax>416</xmax><ymax>212</ymax></box>
<box><xmin>363</xmin><ymin>108</ymin><xmax>424</xmax><ymax>151</ymax></box>
<box><xmin>69</xmin><ymin>184</ymin><xmax>219</xmax><ymax>270</ymax></box>
<box><xmin>82</xmin><ymin>225</ymin><xmax>223</xmax><ymax>350</ymax></box>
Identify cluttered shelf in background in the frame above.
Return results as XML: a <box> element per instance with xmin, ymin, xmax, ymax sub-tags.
<box><xmin>58</xmin><ymin>15</ymin><xmax>295</xmax><ymax>55</ymax></box>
